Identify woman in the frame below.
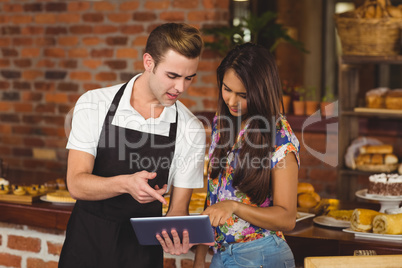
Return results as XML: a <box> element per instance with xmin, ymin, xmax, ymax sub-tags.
<box><xmin>194</xmin><ymin>43</ymin><xmax>300</xmax><ymax>268</ymax></box>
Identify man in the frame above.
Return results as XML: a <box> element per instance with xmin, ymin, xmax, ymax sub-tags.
<box><xmin>59</xmin><ymin>23</ymin><xmax>206</xmax><ymax>267</ymax></box>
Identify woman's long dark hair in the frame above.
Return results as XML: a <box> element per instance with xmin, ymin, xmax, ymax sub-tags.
<box><xmin>210</xmin><ymin>43</ymin><xmax>283</xmax><ymax>205</ymax></box>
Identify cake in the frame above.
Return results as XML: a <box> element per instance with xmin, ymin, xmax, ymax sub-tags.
<box><xmin>46</xmin><ymin>190</ymin><xmax>76</xmax><ymax>203</ymax></box>
<box><xmin>367</xmin><ymin>173</ymin><xmax>402</xmax><ymax>196</ymax></box>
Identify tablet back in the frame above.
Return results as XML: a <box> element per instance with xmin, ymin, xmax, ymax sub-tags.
<box><xmin>130</xmin><ymin>215</ymin><xmax>214</xmax><ymax>246</ymax></box>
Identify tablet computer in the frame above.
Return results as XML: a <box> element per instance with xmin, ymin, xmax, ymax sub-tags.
<box><xmin>130</xmin><ymin>215</ymin><xmax>214</xmax><ymax>246</ymax></box>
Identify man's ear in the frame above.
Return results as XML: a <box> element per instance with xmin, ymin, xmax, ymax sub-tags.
<box><xmin>143</xmin><ymin>53</ymin><xmax>154</xmax><ymax>72</ymax></box>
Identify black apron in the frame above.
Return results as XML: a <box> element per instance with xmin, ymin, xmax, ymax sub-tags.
<box><xmin>59</xmin><ymin>82</ymin><xmax>177</xmax><ymax>268</ymax></box>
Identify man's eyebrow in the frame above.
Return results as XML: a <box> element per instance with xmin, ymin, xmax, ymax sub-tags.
<box><xmin>167</xmin><ymin>72</ymin><xmax>197</xmax><ymax>78</ymax></box>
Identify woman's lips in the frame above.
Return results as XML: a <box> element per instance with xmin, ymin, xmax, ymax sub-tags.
<box><xmin>229</xmin><ymin>107</ymin><xmax>238</xmax><ymax>113</ymax></box>
<box><xmin>167</xmin><ymin>93</ymin><xmax>178</xmax><ymax>100</ymax></box>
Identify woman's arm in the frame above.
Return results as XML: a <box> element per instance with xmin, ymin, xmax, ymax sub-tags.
<box><xmin>203</xmin><ymin>152</ymin><xmax>298</xmax><ymax>231</ymax></box>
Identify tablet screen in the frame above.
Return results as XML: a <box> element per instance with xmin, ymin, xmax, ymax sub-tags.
<box><xmin>130</xmin><ymin>215</ymin><xmax>214</xmax><ymax>246</ymax></box>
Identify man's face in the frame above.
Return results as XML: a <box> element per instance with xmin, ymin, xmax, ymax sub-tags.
<box><xmin>148</xmin><ymin>49</ymin><xmax>199</xmax><ymax>107</ymax></box>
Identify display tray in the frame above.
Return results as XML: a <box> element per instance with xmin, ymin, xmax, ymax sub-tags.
<box><xmin>343</xmin><ymin>228</ymin><xmax>402</xmax><ymax>241</ymax></box>
<box><xmin>356</xmin><ymin>189</ymin><xmax>402</xmax><ymax>201</ymax></box>
<box><xmin>313</xmin><ymin>216</ymin><xmax>350</xmax><ymax>228</ymax></box>
<box><xmin>354</xmin><ymin>107</ymin><xmax>402</xmax><ymax>115</ymax></box>
<box><xmin>40</xmin><ymin>195</ymin><xmax>76</xmax><ymax>205</ymax></box>
<box><xmin>0</xmin><ymin>193</ymin><xmax>44</xmax><ymax>204</ymax></box>
<box><xmin>296</xmin><ymin>212</ymin><xmax>315</xmax><ymax>222</ymax></box>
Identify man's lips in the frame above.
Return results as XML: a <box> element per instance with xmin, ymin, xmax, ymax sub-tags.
<box><xmin>167</xmin><ymin>92</ymin><xmax>179</xmax><ymax>100</ymax></box>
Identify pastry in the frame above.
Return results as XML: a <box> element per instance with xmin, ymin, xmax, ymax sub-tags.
<box><xmin>373</xmin><ymin>213</ymin><xmax>402</xmax><ymax>234</ymax></box>
<box><xmin>56</xmin><ymin>178</ymin><xmax>66</xmax><ymax>190</ymax></box>
<box><xmin>26</xmin><ymin>185</ymin><xmax>39</xmax><ymax>195</ymax></box>
<box><xmin>368</xmin><ymin>173</ymin><xmax>402</xmax><ymax>196</ymax></box>
<box><xmin>12</xmin><ymin>185</ymin><xmax>26</xmax><ymax>196</ymax></box>
<box><xmin>298</xmin><ymin>193</ymin><xmax>318</xmax><ymax>208</ymax></box>
<box><xmin>385</xmin><ymin>89</ymin><xmax>402</xmax><ymax>110</ymax></box>
<box><xmin>46</xmin><ymin>190</ymin><xmax>75</xmax><ymax>203</ymax></box>
<box><xmin>351</xmin><ymin>208</ymin><xmax>383</xmax><ymax>232</ymax></box>
<box><xmin>359</xmin><ymin>144</ymin><xmax>393</xmax><ymax>154</ymax></box>
<box><xmin>0</xmin><ymin>184</ymin><xmax>9</xmax><ymax>195</ymax></box>
<box><xmin>297</xmin><ymin>182</ymin><xmax>315</xmax><ymax>194</ymax></box>
<box><xmin>365</xmin><ymin>88</ymin><xmax>387</xmax><ymax>108</ymax></box>
<box><xmin>327</xmin><ymin>210</ymin><xmax>353</xmax><ymax>221</ymax></box>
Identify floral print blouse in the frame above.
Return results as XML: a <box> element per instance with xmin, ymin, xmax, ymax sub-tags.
<box><xmin>206</xmin><ymin>114</ymin><xmax>300</xmax><ymax>251</ymax></box>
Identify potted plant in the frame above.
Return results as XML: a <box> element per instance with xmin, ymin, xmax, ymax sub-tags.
<box><xmin>292</xmin><ymin>86</ymin><xmax>305</xmax><ymax>116</ymax></box>
<box><xmin>305</xmin><ymin>86</ymin><xmax>319</xmax><ymax>115</ymax></box>
<box><xmin>202</xmin><ymin>11</ymin><xmax>308</xmax><ymax>57</ymax></box>
<box><xmin>321</xmin><ymin>86</ymin><xmax>337</xmax><ymax>117</ymax></box>
<box><xmin>281</xmin><ymin>80</ymin><xmax>293</xmax><ymax>114</ymax></box>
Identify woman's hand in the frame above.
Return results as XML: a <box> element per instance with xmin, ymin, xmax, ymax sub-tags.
<box><xmin>202</xmin><ymin>200</ymin><xmax>237</xmax><ymax>227</ymax></box>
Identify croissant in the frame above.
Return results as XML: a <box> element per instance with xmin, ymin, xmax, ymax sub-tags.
<box><xmin>373</xmin><ymin>213</ymin><xmax>402</xmax><ymax>235</ymax></box>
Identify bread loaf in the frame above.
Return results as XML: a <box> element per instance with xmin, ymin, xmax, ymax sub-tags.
<box><xmin>359</xmin><ymin>144</ymin><xmax>393</xmax><ymax>154</ymax></box>
<box><xmin>385</xmin><ymin>154</ymin><xmax>398</xmax><ymax>165</ymax></box>
<box><xmin>385</xmin><ymin>90</ymin><xmax>402</xmax><ymax>110</ymax></box>
<box><xmin>327</xmin><ymin>210</ymin><xmax>354</xmax><ymax>221</ymax></box>
<box><xmin>298</xmin><ymin>193</ymin><xmax>318</xmax><ymax>208</ymax></box>
<box><xmin>297</xmin><ymin>182</ymin><xmax>315</xmax><ymax>194</ymax></box>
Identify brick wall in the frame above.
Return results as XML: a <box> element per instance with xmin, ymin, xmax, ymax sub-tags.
<box><xmin>0</xmin><ymin>222</ymin><xmax>212</xmax><ymax>268</ymax></box>
<box><xmin>0</xmin><ymin>0</ymin><xmax>229</xmax><ymax>184</ymax></box>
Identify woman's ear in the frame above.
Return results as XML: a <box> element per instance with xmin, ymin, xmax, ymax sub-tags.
<box><xmin>143</xmin><ymin>53</ymin><xmax>154</xmax><ymax>72</ymax></box>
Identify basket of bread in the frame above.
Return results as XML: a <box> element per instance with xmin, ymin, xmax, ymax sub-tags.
<box><xmin>365</xmin><ymin>88</ymin><xmax>402</xmax><ymax>110</ymax></box>
<box><xmin>334</xmin><ymin>0</ymin><xmax>402</xmax><ymax>56</ymax></box>
<box><xmin>297</xmin><ymin>182</ymin><xmax>340</xmax><ymax>215</ymax></box>
<box><xmin>355</xmin><ymin>144</ymin><xmax>399</xmax><ymax>172</ymax></box>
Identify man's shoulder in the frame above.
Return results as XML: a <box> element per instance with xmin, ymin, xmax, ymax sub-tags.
<box><xmin>77</xmin><ymin>83</ymin><xmax>124</xmax><ymax>104</ymax></box>
<box><xmin>176</xmin><ymin>101</ymin><xmax>203</xmax><ymax>126</ymax></box>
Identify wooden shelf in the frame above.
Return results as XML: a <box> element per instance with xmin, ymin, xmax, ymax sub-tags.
<box><xmin>341</xmin><ymin>109</ymin><xmax>402</xmax><ymax>119</ymax></box>
<box><xmin>341</xmin><ymin>55</ymin><xmax>402</xmax><ymax>64</ymax></box>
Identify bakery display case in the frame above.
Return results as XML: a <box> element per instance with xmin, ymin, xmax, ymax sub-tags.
<box><xmin>338</xmin><ymin>55</ymin><xmax>402</xmax><ymax>201</ymax></box>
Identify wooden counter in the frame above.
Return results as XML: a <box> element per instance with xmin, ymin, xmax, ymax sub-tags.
<box><xmin>1</xmin><ymin>199</ymin><xmax>401</xmax><ymax>267</ymax></box>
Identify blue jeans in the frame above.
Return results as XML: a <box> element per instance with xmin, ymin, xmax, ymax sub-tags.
<box><xmin>210</xmin><ymin>235</ymin><xmax>295</xmax><ymax>268</ymax></box>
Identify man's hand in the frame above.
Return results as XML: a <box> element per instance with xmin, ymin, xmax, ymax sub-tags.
<box><xmin>127</xmin><ymin>170</ymin><xmax>167</xmax><ymax>204</ymax></box>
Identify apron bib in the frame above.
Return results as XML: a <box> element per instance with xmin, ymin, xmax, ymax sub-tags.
<box><xmin>59</xmin><ymin>82</ymin><xmax>177</xmax><ymax>268</ymax></box>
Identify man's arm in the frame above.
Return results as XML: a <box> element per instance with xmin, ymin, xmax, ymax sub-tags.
<box><xmin>66</xmin><ymin>149</ymin><xmax>167</xmax><ymax>204</ymax></box>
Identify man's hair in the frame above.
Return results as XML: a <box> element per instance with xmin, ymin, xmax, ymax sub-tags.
<box><xmin>145</xmin><ymin>23</ymin><xmax>203</xmax><ymax>68</ymax></box>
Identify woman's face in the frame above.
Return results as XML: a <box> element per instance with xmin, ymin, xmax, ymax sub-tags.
<box><xmin>221</xmin><ymin>68</ymin><xmax>248</xmax><ymax>117</ymax></box>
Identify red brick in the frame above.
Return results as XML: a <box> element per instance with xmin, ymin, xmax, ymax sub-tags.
<box><xmin>120</xmin><ymin>25</ymin><xmax>144</xmax><ymax>34</ymax></box>
<box><xmin>36</xmin><ymin>37</ymin><xmax>56</xmax><ymax>46</ymax></box>
<box><xmin>83</xmin><ymin>13</ymin><xmax>104</xmax><ymax>23</ymax></box>
<box><xmin>0</xmin><ymin>81</ymin><xmax>11</xmax><ymax>90</ymax></box>
<box><xmin>0</xmin><ymin>124</ymin><xmax>12</xmax><ymax>134</ymax></box>
<box><xmin>23</xmin><ymin>137</ymin><xmax>45</xmax><ymax>147</ymax></box>
<box><xmin>35</xmin><ymin>14</ymin><xmax>56</xmax><ymax>24</ymax></box>
<box><xmin>44</xmin><ymin>48</ymin><xmax>66</xmax><ymax>58</ymax></box>
<box><xmin>21</xmin><ymin>92</ymin><xmax>43</xmax><ymax>102</ymax></box>
<box><xmin>45</xmin><ymin>93</ymin><xmax>68</xmax><ymax>104</ymax></box>
<box><xmin>159</xmin><ymin>11</ymin><xmax>185</xmax><ymax>21</ymax></box>
<box><xmin>0</xmin><ymin>253</ymin><xmax>21</xmax><ymax>267</ymax></box>
<box><xmin>23</xmin><ymin>3</ymin><xmax>43</xmax><ymax>12</ymax></box>
<box><xmin>83</xmin><ymin>83</ymin><xmax>102</xmax><ymax>91</ymax></box>
<box><xmin>57</xmin><ymin>13</ymin><xmax>81</xmax><ymax>24</ymax></box>
<box><xmin>59</xmin><ymin>60</ymin><xmax>78</xmax><ymax>69</ymax></box>
<box><xmin>35</xmin><ymin>103</ymin><xmax>56</xmax><ymax>113</ymax></box>
<box><xmin>83</xmin><ymin>37</ymin><xmax>102</xmax><ymax>46</ymax></box>
<box><xmin>21</xmin><ymin>48</ymin><xmax>40</xmax><ymax>58</ymax></box>
<box><xmin>133</xmin><ymin>11</ymin><xmax>157</xmax><ymax>21</ymax></box>
<box><xmin>14</xmin><ymin>103</ymin><xmax>33</xmax><ymax>113</ymax></box>
<box><xmin>21</xmin><ymin>26</ymin><xmax>44</xmax><ymax>35</ymax></box>
<box><xmin>106</xmin><ymin>36</ymin><xmax>128</xmax><ymax>46</ymax></box>
<box><xmin>70</xmin><ymin>71</ymin><xmax>92</xmax><ymax>81</ymax></box>
<box><xmin>0</xmin><ymin>59</ymin><xmax>10</xmax><ymax>68</ymax></box>
<box><xmin>173</xmin><ymin>0</ymin><xmax>198</xmax><ymax>8</ymax></box>
<box><xmin>36</xmin><ymin>59</ymin><xmax>56</xmax><ymax>68</ymax></box>
<box><xmin>201</xmin><ymin>73</ymin><xmax>217</xmax><ymax>84</ymax></box>
<box><xmin>68</xmin><ymin>2</ymin><xmax>90</xmax><ymax>12</ymax></box>
<box><xmin>58</xmin><ymin>82</ymin><xmax>79</xmax><ymax>92</ymax></box>
<box><xmin>12</xmin><ymin>81</ymin><xmax>30</xmax><ymax>90</ymax></box>
<box><xmin>7</xmin><ymin>235</ymin><xmax>41</xmax><ymax>253</ymax></box>
<box><xmin>68</xmin><ymin>48</ymin><xmax>89</xmax><ymax>58</ymax></box>
<box><xmin>70</xmin><ymin>25</ymin><xmax>93</xmax><ymax>34</ymax></box>
<box><xmin>187</xmin><ymin>86</ymin><xmax>218</xmax><ymax>98</ymax></box>
<box><xmin>0</xmin><ymin>15</ymin><xmax>10</xmax><ymax>24</ymax></box>
<box><xmin>94</xmin><ymin>1</ymin><xmax>116</xmax><ymax>11</ymax></box>
<box><xmin>198</xmin><ymin>61</ymin><xmax>220</xmax><ymax>71</ymax></box>
<box><xmin>145</xmin><ymin>1</ymin><xmax>170</xmax><ymax>10</ymax></box>
<box><xmin>0</xmin><ymin>37</ymin><xmax>11</xmax><ymax>47</ymax></box>
<box><xmin>0</xmin><ymin>102</ymin><xmax>12</xmax><ymax>112</ymax></box>
<box><xmin>93</xmin><ymin>25</ymin><xmax>119</xmax><ymax>34</ymax></box>
<box><xmin>188</xmin><ymin>11</ymin><xmax>220</xmax><ymax>21</ymax></box>
<box><xmin>13</xmin><ymin>147</ymin><xmax>34</xmax><ymax>158</ymax></box>
<box><xmin>164</xmin><ymin>258</ymin><xmax>176</xmax><ymax>268</ymax></box>
<box><xmin>95</xmin><ymin>72</ymin><xmax>117</xmax><ymax>81</ymax></box>
<box><xmin>4</xmin><ymin>3</ymin><xmax>23</xmax><ymax>12</ymax></box>
<box><xmin>12</xmin><ymin>15</ymin><xmax>32</xmax><ymax>24</ymax></box>
<box><xmin>105</xmin><ymin>60</ymin><xmax>127</xmax><ymax>70</ymax></box>
<box><xmin>44</xmin><ymin>115</ymin><xmax>65</xmax><ymax>126</ymax></box>
<box><xmin>91</xmin><ymin>48</ymin><xmax>114</xmax><ymax>58</ymax></box>
<box><xmin>34</xmin><ymin>82</ymin><xmax>55</xmax><ymax>91</ymax></box>
<box><xmin>22</xmin><ymin>115</ymin><xmax>43</xmax><ymax>124</ymax></box>
<box><xmin>1</xmin><ymin>136</ymin><xmax>22</xmax><ymax>146</ymax></box>
<box><xmin>132</xmin><ymin>35</ymin><xmax>148</xmax><ymax>46</ymax></box>
<box><xmin>58</xmin><ymin>36</ymin><xmax>79</xmax><ymax>46</ymax></box>
<box><xmin>119</xmin><ymin>1</ymin><xmax>140</xmax><ymax>11</ymax></box>
<box><xmin>116</xmin><ymin>48</ymin><xmax>138</xmax><ymax>58</ymax></box>
<box><xmin>22</xmin><ymin>70</ymin><xmax>43</xmax><ymax>80</ymax></box>
<box><xmin>14</xmin><ymin>59</ymin><xmax>32</xmax><ymax>68</ymax></box>
<box><xmin>45</xmin><ymin>2</ymin><xmax>67</xmax><ymax>12</ymax></box>
<box><xmin>83</xmin><ymin>59</ymin><xmax>103</xmax><ymax>69</ymax></box>
<box><xmin>27</xmin><ymin>258</ymin><xmax>58</xmax><ymax>268</ymax></box>
<box><xmin>1</xmin><ymin>48</ymin><xmax>18</xmax><ymax>57</ymax></box>
<box><xmin>12</xmin><ymin>37</ymin><xmax>33</xmax><ymax>46</ymax></box>
<box><xmin>216</xmin><ymin>0</ymin><xmax>230</xmax><ymax>8</ymax></box>
<box><xmin>108</xmin><ymin>13</ymin><xmax>132</xmax><ymax>23</ymax></box>
<box><xmin>179</xmin><ymin>98</ymin><xmax>197</xmax><ymax>109</ymax></box>
<box><xmin>202</xmin><ymin>98</ymin><xmax>218</xmax><ymax>110</ymax></box>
